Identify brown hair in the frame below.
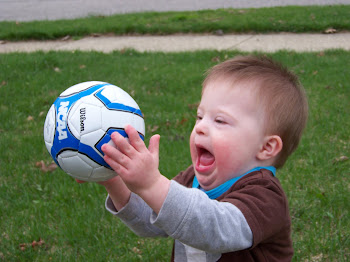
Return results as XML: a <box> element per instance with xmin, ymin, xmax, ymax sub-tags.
<box><xmin>203</xmin><ymin>55</ymin><xmax>308</xmax><ymax>168</ymax></box>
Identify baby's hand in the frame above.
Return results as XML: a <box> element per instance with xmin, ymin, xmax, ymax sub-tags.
<box><xmin>102</xmin><ymin>125</ymin><xmax>170</xmax><ymax>213</ymax></box>
<box><xmin>102</xmin><ymin>125</ymin><xmax>161</xmax><ymax>196</ymax></box>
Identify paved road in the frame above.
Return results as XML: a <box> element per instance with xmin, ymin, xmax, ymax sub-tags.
<box><xmin>1</xmin><ymin>0</ymin><xmax>349</xmax><ymax>21</ymax></box>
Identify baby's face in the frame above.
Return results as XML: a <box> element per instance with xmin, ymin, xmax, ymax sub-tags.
<box><xmin>190</xmin><ymin>79</ymin><xmax>266</xmax><ymax>190</ymax></box>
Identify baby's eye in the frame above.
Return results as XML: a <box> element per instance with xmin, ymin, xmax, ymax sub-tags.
<box><xmin>215</xmin><ymin>118</ymin><xmax>226</xmax><ymax>124</ymax></box>
<box><xmin>196</xmin><ymin>115</ymin><xmax>203</xmax><ymax>121</ymax></box>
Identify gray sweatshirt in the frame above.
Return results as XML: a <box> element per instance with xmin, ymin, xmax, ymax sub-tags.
<box><xmin>105</xmin><ymin>180</ymin><xmax>253</xmax><ymax>261</ymax></box>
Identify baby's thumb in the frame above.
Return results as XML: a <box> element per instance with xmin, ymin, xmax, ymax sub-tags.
<box><xmin>148</xmin><ymin>134</ymin><xmax>160</xmax><ymax>156</ymax></box>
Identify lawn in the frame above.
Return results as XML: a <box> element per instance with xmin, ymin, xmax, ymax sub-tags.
<box><xmin>0</xmin><ymin>49</ymin><xmax>349</xmax><ymax>261</ymax></box>
<box><xmin>0</xmin><ymin>5</ymin><xmax>349</xmax><ymax>41</ymax></box>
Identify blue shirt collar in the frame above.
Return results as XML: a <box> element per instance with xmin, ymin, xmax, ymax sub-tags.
<box><xmin>192</xmin><ymin>166</ymin><xmax>276</xmax><ymax>199</ymax></box>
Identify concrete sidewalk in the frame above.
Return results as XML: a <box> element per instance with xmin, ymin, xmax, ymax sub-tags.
<box><xmin>1</xmin><ymin>33</ymin><xmax>349</xmax><ymax>53</ymax></box>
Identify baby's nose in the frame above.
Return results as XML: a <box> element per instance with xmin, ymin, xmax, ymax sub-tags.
<box><xmin>195</xmin><ymin>119</ymin><xmax>209</xmax><ymax>135</ymax></box>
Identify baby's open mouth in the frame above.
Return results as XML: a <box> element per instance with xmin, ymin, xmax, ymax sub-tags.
<box><xmin>196</xmin><ymin>146</ymin><xmax>215</xmax><ymax>173</ymax></box>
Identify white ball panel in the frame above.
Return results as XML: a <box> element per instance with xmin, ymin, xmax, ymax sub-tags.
<box><xmin>60</xmin><ymin>81</ymin><xmax>106</xmax><ymax>96</ymax></box>
<box><xmin>58</xmin><ymin>150</ymin><xmax>78</xmax><ymax>158</ymax></box>
<box><xmin>68</xmin><ymin>102</ymin><xmax>102</xmax><ymax>138</ymax></box>
<box><xmin>98</xmin><ymin>85</ymin><xmax>116</xmax><ymax>100</ymax></box>
<box><xmin>103</xmin><ymin>86</ymin><xmax>139</xmax><ymax>109</ymax></box>
<box><xmin>58</xmin><ymin>154</ymin><xmax>92</xmax><ymax>177</ymax></box>
<box><xmin>43</xmin><ymin>104</ymin><xmax>56</xmax><ymax>150</ymax></box>
<box><xmin>77</xmin><ymin>153</ymin><xmax>101</xmax><ymax>168</ymax></box>
<box><xmin>44</xmin><ymin>141</ymin><xmax>53</xmax><ymax>153</ymax></box>
<box><xmin>90</xmin><ymin>167</ymin><xmax>117</xmax><ymax>182</ymax></box>
<box><xmin>80</xmin><ymin>129</ymin><xmax>105</xmax><ymax>154</ymax></box>
<box><xmin>82</xmin><ymin>94</ymin><xmax>105</xmax><ymax>107</ymax></box>
<box><xmin>66</xmin><ymin>100</ymin><xmax>82</xmax><ymax>139</ymax></box>
<box><xmin>131</xmin><ymin>114</ymin><xmax>146</xmax><ymax>137</ymax></box>
<box><xmin>101</xmin><ymin>108</ymin><xmax>145</xmax><ymax>136</ymax></box>
<box><xmin>57</xmin><ymin>152</ymin><xmax>97</xmax><ymax>180</ymax></box>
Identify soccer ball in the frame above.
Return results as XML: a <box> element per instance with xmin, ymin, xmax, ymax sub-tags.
<box><xmin>43</xmin><ymin>81</ymin><xmax>145</xmax><ymax>182</ymax></box>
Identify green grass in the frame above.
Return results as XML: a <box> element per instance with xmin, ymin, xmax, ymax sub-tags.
<box><xmin>0</xmin><ymin>5</ymin><xmax>349</xmax><ymax>41</ymax></box>
<box><xmin>0</xmin><ymin>50</ymin><xmax>349</xmax><ymax>261</ymax></box>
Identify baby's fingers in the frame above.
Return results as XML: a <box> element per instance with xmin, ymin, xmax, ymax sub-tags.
<box><xmin>110</xmin><ymin>131</ymin><xmax>135</xmax><ymax>157</ymax></box>
<box><xmin>102</xmin><ymin>144</ymin><xmax>129</xmax><ymax>167</ymax></box>
<box><xmin>124</xmin><ymin>125</ymin><xmax>146</xmax><ymax>153</ymax></box>
<box><xmin>102</xmin><ymin>144</ymin><xmax>129</xmax><ymax>173</ymax></box>
<box><xmin>104</xmin><ymin>154</ymin><xmax>127</xmax><ymax>175</ymax></box>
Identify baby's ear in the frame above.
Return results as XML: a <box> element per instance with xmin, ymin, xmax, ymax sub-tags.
<box><xmin>257</xmin><ymin>135</ymin><xmax>283</xmax><ymax>161</ymax></box>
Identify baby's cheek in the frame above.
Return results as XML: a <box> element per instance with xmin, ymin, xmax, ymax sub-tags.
<box><xmin>215</xmin><ymin>140</ymin><xmax>243</xmax><ymax>172</ymax></box>
<box><xmin>215</xmin><ymin>143</ymin><xmax>235</xmax><ymax>167</ymax></box>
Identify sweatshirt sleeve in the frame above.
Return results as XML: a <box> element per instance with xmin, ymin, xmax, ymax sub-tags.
<box><xmin>105</xmin><ymin>193</ymin><xmax>168</xmax><ymax>238</ymax></box>
<box><xmin>150</xmin><ymin>180</ymin><xmax>253</xmax><ymax>253</ymax></box>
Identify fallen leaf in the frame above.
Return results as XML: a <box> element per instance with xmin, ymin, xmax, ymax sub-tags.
<box><xmin>61</xmin><ymin>35</ymin><xmax>71</xmax><ymax>41</ymax></box>
<box><xmin>35</xmin><ymin>160</ymin><xmax>58</xmax><ymax>172</ymax></box>
<box><xmin>0</xmin><ymin>80</ymin><xmax>7</xmax><ymax>87</ymax></box>
<box><xmin>35</xmin><ymin>161</ymin><xmax>43</xmax><ymax>167</ymax></box>
<box><xmin>32</xmin><ymin>238</ymin><xmax>44</xmax><ymax>248</ymax></box>
<box><xmin>27</xmin><ymin>115</ymin><xmax>34</xmax><ymax>121</ymax></box>
<box><xmin>79</xmin><ymin>64</ymin><xmax>86</xmax><ymax>69</ymax></box>
<box><xmin>132</xmin><ymin>247</ymin><xmax>142</xmax><ymax>254</ymax></box>
<box><xmin>317</xmin><ymin>51</ymin><xmax>325</xmax><ymax>57</ymax></box>
<box><xmin>19</xmin><ymin>243</ymin><xmax>26</xmax><ymax>251</ymax></box>
<box><xmin>46</xmin><ymin>162</ymin><xmax>58</xmax><ymax>172</ymax></box>
<box><xmin>54</xmin><ymin>67</ymin><xmax>61</xmax><ymax>72</ymax></box>
<box><xmin>310</xmin><ymin>253</ymin><xmax>324</xmax><ymax>261</ymax></box>
<box><xmin>333</xmin><ymin>155</ymin><xmax>349</xmax><ymax>163</ymax></box>
<box><xmin>39</xmin><ymin>111</ymin><xmax>45</xmax><ymax>117</ymax></box>
<box><xmin>312</xmin><ymin>71</ymin><xmax>318</xmax><ymax>75</ymax></box>
<box><xmin>91</xmin><ymin>33</ymin><xmax>102</xmax><ymax>37</ymax></box>
<box><xmin>148</xmin><ymin>125</ymin><xmax>159</xmax><ymax>132</ymax></box>
<box><xmin>129</xmin><ymin>89</ymin><xmax>135</xmax><ymax>96</ymax></box>
<box><xmin>20</xmin><ymin>238</ymin><xmax>45</xmax><ymax>251</ymax></box>
<box><xmin>178</xmin><ymin>118</ymin><xmax>188</xmax><ymax>126</ymax></box>
<box><xmin>324</xmin><ymin>27</ymin><xmax>337</xmax><ymax>34</ymax></box>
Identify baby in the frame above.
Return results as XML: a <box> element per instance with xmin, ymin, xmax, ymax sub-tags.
<box><xmin>99</xmin><ymin>55</ymin><xmax>308</xmax><ymax>261</ymax></box>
